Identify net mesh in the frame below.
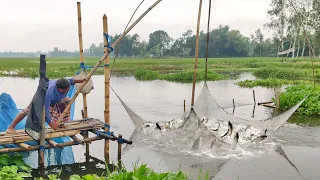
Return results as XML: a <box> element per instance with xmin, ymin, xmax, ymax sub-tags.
<box><xmin>112</xmin><ymin>81</ymin><xmax>306</xmax><ymax>137</ymax></box>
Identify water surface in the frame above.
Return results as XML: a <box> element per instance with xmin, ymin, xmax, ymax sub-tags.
<box><xmin>1</xmin><ymin>73</ymin><xmax>319</xmax><ymax>179</ymax></box>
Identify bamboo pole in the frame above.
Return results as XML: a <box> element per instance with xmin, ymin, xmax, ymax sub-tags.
<box><xmin>57</xmin><ymin>0</ymin><xmax>163</xmax><ymax>123</ymax></box>
<box><xmin>47</xmin><ymin>140</ymin><xmax>58</xmax><ymax>147</ymax></box>
<box><xmin>71</xmin><ymin>135</ymin><xmax>83</xmax><ymax>144</ymax></box>
<box><xmin>232</xmin><ymin>99</ymin><xmax>235</xmax><ymax>114</ymax></box>
<box><xmin>77</xmin><ymin>2</ymin><xmax>88</xmax><ymax>118</ymax></box>
<box><xmin>17</xmin><ymin>143</ymin><xmax>30</xmax><ymax>150</ymax></box>
<box><xmin>103</xmin><ymin>14</ymin><xmax>110</xmax><ymax>164</ymax></box>
<box><xmin>118</xmin><ymin>134</ymin><xmax>122</xmax><ymax>169</ymax></box>
<box><xmin>77</xmin><ymin>1</ymin><xmax>90</xmax><ymax>157</ymax></box>
<box><xmin>38</xmin><ymin>106</ymin><xmax>45</xmax><ymax>167</ymax></box>
<box><xmin>253</xmin><ymin>90</ymin><xmax>256</xmax><ymax>105</ymax></box>
<box><xmin>191</xmin><ymin>0</ymin><xmax>203</xmax><ymax>107</ymax></box>
<box><xmin>0</xmin><ymin>130</ymin><xmax>81</xmax><ymax>145</ymax></box>
<box><xmin>0</xmin><ymin>136</ymin><xmax>104</xmax><ymax>153</ymax></box>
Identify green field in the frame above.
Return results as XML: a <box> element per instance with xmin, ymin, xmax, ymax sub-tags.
<box><xmin>0</xmin><ymin>57</ymin><xmax>319</xmax><ymax>83</ymax></box>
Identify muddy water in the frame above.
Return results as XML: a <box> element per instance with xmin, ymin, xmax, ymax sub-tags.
<box><xmin>0</xmin><ymin>73</ymin><xmax>319</xmax><ymax>180</ymax></box>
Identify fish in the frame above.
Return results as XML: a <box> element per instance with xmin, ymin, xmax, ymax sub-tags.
<box><xmin>221</xmin><ymin>121</ymin><xmax>233</xmax><ymax>138</ymax></box>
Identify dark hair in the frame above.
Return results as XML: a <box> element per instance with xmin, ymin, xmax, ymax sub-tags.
<box><xmin>56</xmin><ymin>78</ymin><xmax>70</xmax><ymax>89</ymax></box>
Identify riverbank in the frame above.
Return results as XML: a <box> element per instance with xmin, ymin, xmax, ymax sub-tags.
<box><xmin>1</xmin><ymin>57</ymin><xmax>319</xmax><ymax>81</ymax></box>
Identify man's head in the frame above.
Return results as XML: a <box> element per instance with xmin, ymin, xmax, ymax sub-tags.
<box><xmin>56</xmin><ymin>78</ymin><xmax>71</xmax><ymax>94</ymax></box>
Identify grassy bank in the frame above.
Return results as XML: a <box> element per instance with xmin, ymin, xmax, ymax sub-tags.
<box><xmin>235</xmin><ymin>78</ymin><xmax>311</xmax><ymax>88</ymax></box>
<box><xmin>135</xmin><ymin>69</ymin><xmax>228</xmax><ymax>82</ymax></box>
<box><xmin>1</xmin><ymin>57</ymin><xmax>319</xmax><ymax>81</ymax></box>
<box><xmin>275</xmin><ymin>84</ymin><xmax>320</xmax><ymax>117</ymax></box>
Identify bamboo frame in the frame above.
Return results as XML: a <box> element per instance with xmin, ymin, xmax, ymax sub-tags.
<box><xmin>0</xmin><ymin>136</ymin><xmax>104</xmax><ymax>153</ymax></box>
<box><xmin>57</xmin><ymin>0</ymin><xmax>163</xmax><ymax>123</ymax></box>
<box><xmin>103</xmin><ymin>14</ymin><xmax>110</xmax><ymax>164</ymax></box>
<box><xmin>0</xmin><ymin>130</ymin><xmax>81</xmax><ymax>145</ymax></box>
<box><xmin>77</xmin><ymin>1</ymin><xmax>90</xmax><ymax>158</ymax></box>
<box><xmin>191</xmin><ymin>0</ymin><xmax>203</xmax><ymax>106</ymax></box>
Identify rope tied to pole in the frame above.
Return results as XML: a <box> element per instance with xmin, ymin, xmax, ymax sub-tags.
<box><xmin>103</xmin><ymin>33</ymin><xmax>114</xmax><ymax>53</ymax></box>
<box><xmin>39</xmin><ymin>145</ymin><xmax>46</xmax><ymax>151</ymax></box>
<box><xmin>79</xmin><ymin>62</ymin><xmax>104</xmax><ymax>71</ymax></box>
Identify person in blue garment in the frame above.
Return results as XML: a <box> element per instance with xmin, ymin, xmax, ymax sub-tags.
<box><xmin>6</xmin><ymin>77</ymin><xmax>85</xmax><ymax>134</ymax></box>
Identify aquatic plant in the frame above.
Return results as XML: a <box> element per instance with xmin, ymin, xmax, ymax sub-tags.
<box><xmin>253</xmin><ymin>67</ymin><xmax>306</xmax><ymax>80</ymax></box>
<box><xmin>135</xmin><ymin>69</ymin><xmax>227</xmax><ymax>82</ymax></box>
<box><xmin>275</xmin><ymin>84</ymin><xmax>320</xmax><ymax>117</ymax></box>
<box><xmin>0</xmin><ymin>153</ymin><xmax>32</xmax><ymax>179</ymax></box>
<box><xmin>39</xmin><ymin>163</ymin><xmax>189</xmax><ymax>180</ymax></box>
<box><xmin>236</xmin><ymin>78</ymin><xmax>307</xmax><ymax>88</ymax></box>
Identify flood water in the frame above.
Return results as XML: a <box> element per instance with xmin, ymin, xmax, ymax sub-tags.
<box><xmin>0</xmin><ymin>73</ymin><xmax>320</xmax><ymax>180</ymax></box>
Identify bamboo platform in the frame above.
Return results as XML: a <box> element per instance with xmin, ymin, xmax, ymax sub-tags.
<box><xmin>0</xmin><ymin>118</ymin><xmax>132</xmax><ymax>153</ymax></box>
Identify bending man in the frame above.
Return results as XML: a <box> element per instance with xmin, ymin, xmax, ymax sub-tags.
<box><xmin>6</xmin><ymin>77</ymin><xmax>85</xmax><ymax>134</ymax></box>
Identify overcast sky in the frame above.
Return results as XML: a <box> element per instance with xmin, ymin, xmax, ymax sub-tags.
<box><xmin>0</xmin><ymin>0</ymin><xmax>272</xmax><ymax>52</ymax></box>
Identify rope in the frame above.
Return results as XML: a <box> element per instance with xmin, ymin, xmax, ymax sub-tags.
<box><xmin>110</xmin><ymin>0</ymin><xmax>145</xmax><ymax>78</ymax></box>
<box><xmin>79</xmin><ymin>62</ymin><xmax>104</xmax><ymax>72</ymax></box>
<box><xmin>117</xmin><ymin>138</ymin><xmax>125</xmax><ymax>144</ymax></box>
<box><xmin>204</xmin><ymin>0</ymin><xmax>212</xmax><ymax>82</ymax></box>
<box><xmin>39</xmin><ymin>145</ymin><xmax>46</xmax><ymax>151</ymax></box>
<box><xmin>103</xmin><ymin>33</ymin><xmax>114</xmax><ymax>53</ymax></box>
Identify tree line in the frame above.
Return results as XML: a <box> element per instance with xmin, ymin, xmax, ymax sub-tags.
<box><xmin>1</xmin><ymin>0</ymin><xmax>319</xmax><ymax>59</ymax></box>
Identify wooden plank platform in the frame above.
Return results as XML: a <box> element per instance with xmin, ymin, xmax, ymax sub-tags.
<box><xmin>0</xmin><ymin>118</ymin><xmax>132</xmax><ymax>153</ymax></box>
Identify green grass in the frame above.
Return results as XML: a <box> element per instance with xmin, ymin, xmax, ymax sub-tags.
<box><xmin>1</xmin><ymin>57</ymin><xmax>319</xmax><ymax>81</ymax></box>
<box><xmin>235</xmin><ymin>78</ymin><xmax>310</xmax><ymax>88</ymax></box>
<box><xmin>135</xmin><ymin>69</ymin><xmax>228</xmax><ymax>82</ymax></box>
<box><xmin>275</xmin><ymin>84</ymin><xmax>320</xmax><ymax>116</ymax></box>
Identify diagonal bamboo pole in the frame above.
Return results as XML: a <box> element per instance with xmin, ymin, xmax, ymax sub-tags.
<box><xmin>103</xmin><ymin>14</ymin><xmax>110</xmax><ymax>164</ymax></box>
<box><xmin>57</xmin><ymin>0</ymin><xmax>163</xmax><ymax>123</ymax></box>
<box><xmin>191</xmin><ymin>0</ymin><xmax>203</xmax><ymax>107</ymax></box>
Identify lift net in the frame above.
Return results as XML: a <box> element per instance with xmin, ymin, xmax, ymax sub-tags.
<box><xmin>112</xmin><ymin>82</ymin><xmax>307</xmax><ymax>135</ymax></box>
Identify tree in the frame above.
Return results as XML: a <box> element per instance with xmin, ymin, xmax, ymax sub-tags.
<box><xmin>255</xmin><ymin>29</ymin><xmax>264</xmax><ymax>57</ymax></box>
<box><xmin>147</xmin><ymin>30</ymin><xmax>172</xmax><ymax>57</ymax></box>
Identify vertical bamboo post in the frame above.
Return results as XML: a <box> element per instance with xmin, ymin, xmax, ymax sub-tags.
<box><xmin>253</xmin><ymin>90</ymin><xmax>256</xmax><ymax>105</ymax></box>
<box><xmin>232</xmin><ymin>99</ymin><xmax>235</xmax><ymax>114</ymax></box>
<box><xmin>38</xmin><ymin>106</ymin><xmax>45</xmax><ymax>167</ymax></box>
<box><xmin>191</xmin><ymin>0</ymin><xmax>203</xmax><ymax>107</ymax></box>
<box><xmin>118</xmin><ymin>134</ymin><xmax>122</xmax><ymax>169</ymax></box>
<box><xmin>103</xmin><ymin>14</ymin><xmax>110</xmax><ymax>165</ymax></box>
<box><xmin>276</xmin><ymin>92</ymin><xmax>280</xmax><ymax>110</ymax></box>
<box><xmin>184</xmin><ymin>100</ymin><xmax>186</xmax><ymax>112</ymax></box>
<box><xmin>252</xmin><ymin>104</ymin><xmax>256</xmax><ymax>117</ymax></box>
<box><xmin>77</xmin><ymin>1</ymin><xmax>90</xmax><ymax>158</ymax></box>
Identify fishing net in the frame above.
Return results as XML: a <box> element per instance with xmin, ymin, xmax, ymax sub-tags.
<box><xmin>192</xmin><ymin>82</ymin><xmax>307</xmax><ymax>133</ymax></box>
<box><xmin>111</xmin><ymin>81</ymin><xmax>307</xmax><ymax>136</ymax></box>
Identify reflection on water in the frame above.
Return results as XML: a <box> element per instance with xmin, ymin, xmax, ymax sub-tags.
<box><xmin>1</xmin><ymin>73</ymin><xmax>320</xmax><ymax>179</ymax></box>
